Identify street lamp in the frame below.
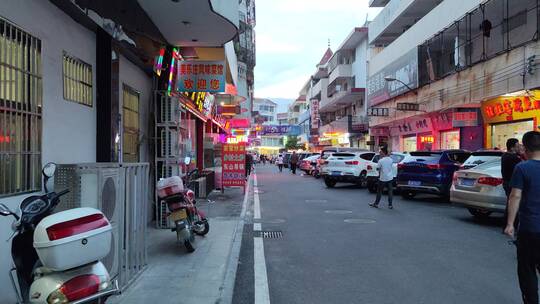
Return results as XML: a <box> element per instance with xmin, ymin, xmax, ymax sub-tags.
<box><xmin>384</xmin><ymin>76</ymin><xmax>417</xmax><ymax>94</ymax></box>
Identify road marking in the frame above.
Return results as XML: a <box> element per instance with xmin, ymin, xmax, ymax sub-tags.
<box><xmin>240</xmin><ymin>174</ymin><xmax>251</xmax><ymax>219</ymax></box>
<box><xmin>253</xmin><ymin>223</ymin><xmax>262</xmax><ymax>231</ymax></box>
<box><xmin>254</xmin><ymin>237</ymin><xmax>270</xmax><ymax>304</ymax></box>
<box><xmin>254</xmin><ymin>173</ymin><xmax>258</xmax><ymax>187</ymax></box>
<box><xmin>254</xmin><ymin>180</ymin><xmax>261</xmax><ymax>220</ymax></box>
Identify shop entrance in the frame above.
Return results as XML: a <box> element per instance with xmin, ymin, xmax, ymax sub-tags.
<box><xmin>491</xmin><ymin>119</ymin><xmax>534</xmax><ymax>150</ymax></box>
<box><xmin>403</xmin><ymin>136</ymin><xmax>417</xmax><ymax>152</ymax></box>
<box><xmin>440</xmin><ymin>130</ymin><xmax>460</xmax><ymax>150</ymax></box>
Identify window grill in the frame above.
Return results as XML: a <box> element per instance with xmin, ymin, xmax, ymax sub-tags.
<box><xmin>63</xmin><ymin>52</ymin><xmax>92</xmax><ymax>106</ymax></box>
<box><xmin>0</xmin><ymin>17</ymin><xmax>42</xmax><ymax>196</ymax></box>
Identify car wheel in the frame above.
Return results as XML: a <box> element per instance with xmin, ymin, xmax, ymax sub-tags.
<box><xmin>314</xmin><ymin>170</ymin><xmax>321</xmax><ymax>179</ymax></box>
<box><xmin>468</xmin><ymin>208</ymin><xmax>492</xmax><ymax>219</ymax></box>
<box><xmin>401</xmin><ymin>191</ymin><xmax>416</xmax><ymax>200</ymax></box>
<box><xmin>324</xmin><ymin>177</ymin><xmax>337</xmax><ymax>188</ymax></box>
<box><xmin>358</xmin><ymin>171</ymin><xmax>367</xmax><ymax>188</ymax></box>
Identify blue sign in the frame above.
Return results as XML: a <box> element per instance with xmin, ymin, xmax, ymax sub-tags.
<box><xmin>260</xmin><ymin>125</ymin><xmax>301</xmax><ymax>136</ymax></box>
<box><xmin>177</xmin><ymin>60</ymin><xmax>226</xmax><ymax>93</ymax></box>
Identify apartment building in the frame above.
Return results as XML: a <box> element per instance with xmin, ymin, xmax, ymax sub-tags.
<box><xmin>367</xmin><ymin>0</ymin><xmax>540</xmax><ymax>152</ymax></box>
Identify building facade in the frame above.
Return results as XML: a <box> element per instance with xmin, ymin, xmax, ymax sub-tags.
<box><xmin>367</xmin><ymin>0</ymin><xmax>540</xmax><ymax>152</ymax></box>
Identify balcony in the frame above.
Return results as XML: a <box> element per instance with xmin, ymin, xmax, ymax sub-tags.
<box><xmin>311</xmin><ymin>78</ymin><xmax>328</xmax><ymax>99</ymax></box>
<box><xmin>320</xmin><ymin>88</ymin><xmax>365</xmax><ymax>113</ymax></box>
<box><xmin>369</xmin><ymin>0</ymin><xmax>443</xmax><ymax>46</ymax></box>
<box><xmin>328</xmin><ymin>64</ymin><xmax>352</xmax><ymax>85</ymax></box>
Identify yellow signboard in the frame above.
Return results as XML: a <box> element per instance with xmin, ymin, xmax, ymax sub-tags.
<box><xmin>481</xmin><ymin>91</ymin><xmax>540</xmax><ymax>124</ymax></box>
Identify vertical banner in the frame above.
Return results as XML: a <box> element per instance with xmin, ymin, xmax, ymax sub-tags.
<box><xmin>310</xmin><ymin>99</ymin><xmax>320</xmax><ymax>130</ymax></box>
<box><xmin>222</xmin><ymin>143</ymin><xmax>247</xmax><ymax>189</ymax></box>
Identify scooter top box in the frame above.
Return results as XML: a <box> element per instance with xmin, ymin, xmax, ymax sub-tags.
<box><xmin>157</xmin><ymin>176</ymin><xmax>184</xmax><ymax>198</ymax></box>
<box><xmin>33</xmin><ymin>207</ymin><xmax>112</xmax><ymax>271</ymax></box>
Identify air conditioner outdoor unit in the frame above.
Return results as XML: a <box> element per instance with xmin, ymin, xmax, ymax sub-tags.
<box><xmin>159</xmin><ymin>95</ymin><xmax>181</xmax><ymax>124</ymax></box>
<box><xmin>160</xmin><ymin>129</ymin><xmax>179</xmax><ymax>158</ymax></box>
<box><xmin>54</xmin><ymin>165</ymin><xmax>123</xmax><ymax>281</ymax></box>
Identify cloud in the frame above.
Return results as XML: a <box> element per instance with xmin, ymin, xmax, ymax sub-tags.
<box><xmin>255</xmin><ymin>75</ymin><xmax>309</xmax><ymax>99</ymax></box>
<box><xmin>256</xmin><ymin>34</ymin><xmax>304</xmax><ymax>54</ymax></box>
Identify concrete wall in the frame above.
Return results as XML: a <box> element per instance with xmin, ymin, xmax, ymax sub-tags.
<box><xmin>352</xmin><ymin>39</ymin><xmax>368</xmax><ymax>89</ymax></box>
<box><xmin>369</xmin><ymin>0</ymin><xmax>483</xmax><ymax>76</ymax></box>
<box><xmin>0</xmin><ymin>0</ymin><xmax>98</xmax><ymax>302</ymax></box>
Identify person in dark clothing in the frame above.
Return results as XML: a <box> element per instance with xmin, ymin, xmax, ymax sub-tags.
<box><xmin>245</xmin><ymin>153</ymin><xmax>253</xmax><ymax>178</ymax></box>
<box><xmin>505</xmin><ymin>131</ymin><xmax>540</xmax><ymax>304</ymax></box>
<box><xmin>502</xmin><ymin>138</ymin><xmax>522</xmax><ymax>230</ymax></box>
<box><xmin>290</xmin><ymin>151</ymin><xmax>299</xmax><ymax>174</ymax></box>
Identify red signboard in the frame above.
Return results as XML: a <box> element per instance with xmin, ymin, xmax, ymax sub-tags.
<box><xmin>222</xmin><ymin>143</ymin><xmax>247</xmax><ymax>189</ymax></box>
<box><xmin>228</xmin><ymin>118</ymin><xmax>251</xmax><ymax>128</ymax></box>
<box><xmin>452</xmin><ymin>111</ymin><xmax>478</xmax><ymax>127</ymax></box>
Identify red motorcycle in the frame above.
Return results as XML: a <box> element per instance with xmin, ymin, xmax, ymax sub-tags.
<box><xmin>158</xmin><ymin>170</ymin><xmax>209</xmax><ymax>252</ymax></box>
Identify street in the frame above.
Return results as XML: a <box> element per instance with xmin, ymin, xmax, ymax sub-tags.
<box><xmin>233</xmin><ymin>164</ymin><xmax>521</xmax><ymax>304</ymax></box>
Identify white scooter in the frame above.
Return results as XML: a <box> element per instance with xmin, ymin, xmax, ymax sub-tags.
<box><xmin>0</xmin><ymin>163</ymin><xmax>119</xmax><ymax>304</ymax></box>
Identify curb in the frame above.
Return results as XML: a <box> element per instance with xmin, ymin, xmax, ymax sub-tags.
<box><xmin>219</xmin><ymin>172</ymin><xmax>253</xmax><ymax>303</ymax></box>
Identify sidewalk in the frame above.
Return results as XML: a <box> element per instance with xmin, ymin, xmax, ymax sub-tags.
<box><xmin>108</xmin><ymin>184</ymin><xmax>249</xmax><ymax>304</ymax></box>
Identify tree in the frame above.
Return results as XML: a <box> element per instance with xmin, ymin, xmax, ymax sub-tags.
<box><xmin>284</xmin><ymin>136</ymin><xmax>302</xmax><ymax>150</ymax></box>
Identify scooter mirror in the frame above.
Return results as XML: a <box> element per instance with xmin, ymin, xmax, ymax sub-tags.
<box><xmin>42</xmin><ymin>162</ymin><xmax>57</xmax><ymax>178</ymax></box>
<box><xmin>0</xmin><ymin>203</ymin><xmax>12</xmax><ymax>216</ymax></box>
<box><xmin>184</xmin><ymin>157</ymin><xmax>191</xmax><ymax>165</ymax></box>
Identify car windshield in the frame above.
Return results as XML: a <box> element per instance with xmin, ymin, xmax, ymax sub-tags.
<box><xmin>473</xmin><ymin>159</ymin><xmax>501</xmax><ymax>170</ymax></box>
<box><xmin>330</xmin><ymin>153</ymin><xmax>356</xmax><ymax>160</ymax></box>
<box><xmin>463</xmin><ymin>151</ymin><xmax>503</xmax><ymax>166</ymax></box>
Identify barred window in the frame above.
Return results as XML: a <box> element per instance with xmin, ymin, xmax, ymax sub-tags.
<box><xmin>122</xmin><ymin>85</ymin><xmax>140</xmax><ymax>163</ymax></box>
<box><xmin>63</xmin><ymin>52</ymin><xmax>92</xmax><ymax>106</ymax></box>
<box><xmin>0</xmin><ymin>18</ymin><xmax>42</xmax><ymax>196</ymax></box>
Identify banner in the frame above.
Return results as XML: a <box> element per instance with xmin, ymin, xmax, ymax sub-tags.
<box><xmin>177</xmin><ymin>60</ymin><xmax>226</xmax><ymax>93</ymax></box>
<box><xmin>310</xmin><ymin>99</ymin><xmax>320</xmax><ymax>129</ymax></box>
<box><xmin>259</xmin><ymin>125</ymin><xmax>301</xmax><ymax>136</ymax></box>
<box><xmin>452</xmin><ymin>111</ymin><xmax>479</xmax><ymax>127</ymax></box>
<box><xmin>222</xmin><ymin>143</ymin><xmax>246</xmax><ymax>188</ymax></box>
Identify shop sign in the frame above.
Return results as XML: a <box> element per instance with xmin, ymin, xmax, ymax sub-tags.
<box><xmin>177</xmin><ymin>60</ymin><xmax>226</xmax><ymax>93</ymax></box>
<box><xmin>259</xmin><ymin>125</ymin><xmax>301</xmax><ymax>136</ymax></box>
<box><xmin>481</xmin><ymin>94</ymin><xmax>540</xmax><ymax>123</ymax></box>
<box><xmin>393</xmin><ymin>116</ymin><xmax>432</xmax><ymax>136</ymax></box>
<box><xmin>368</xmin><ymin>108</ymin><xmax>390</xmax><ymax>117</ymax></box>
<box><xmin>367</xmin><ymin>48</ymin><xmax>419</xmax><ymax>107</ymax></box>
<box><xmin>311</xmin><ymin>99</ymin><xmax>320</xmax><ymax>129</ymax></box>
<box><xmin>182</xmin><ymin>92</ymin><xmax>214</xmax><ymax>117</ymax></box>
<box><xmin>452</xmin><ymin>111</ymin><xmax>479</xmax><ymax>127</ymax></box>
<box><xmin>370</xmin><ymin>127</ymin><xmax>389</xmax><ymax>137</ymax></box>
<box><xmin>431</xmin><ymin>112</ymin><xmax>453</xmax><ymax>131</ymax></box>
<box><xmin>222</xmin><ymin>143</ymin><xmax>246</xmax><ymax>188</ymax></box>
<box><xmin>396</xmin><ymin>103</ymin><xmax>420</xmax><ymax>111</ymax></box>
<box><xmin>228</xmin><ymin>118</ymin><xmax>251</xmax><ymax>129</ymax></box>
<box><xmin>419</xmin><ymin>135</ymin><xmax>434</xmax><ymax>143</ymax></box>
<box><xmin>349</xmin><ymin>123</ymin><xmax>368</xmax><ymax>133</ymax></box>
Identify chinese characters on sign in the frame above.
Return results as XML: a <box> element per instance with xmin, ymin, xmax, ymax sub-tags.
<box><xmin>483</xmin><ymin>96</ymin><xmax>540</xmax><ymax>119</ymax></box>
<box><xmin>222</xmin><ymin>143</ymin><xmax>246</xmax><ymax>188</ymax></box>
<box><xmin>310</xmin><ymin>99</ymin><xmax>320</xmax><ymax>130</ymax></box>
<box><xmin>177</xmin><ymin>60</ymin><xmax>226</xmax><ymax>93</ymax></box>
<box><xmin>452</xmin><ymin>111</ymin><xmax>478</xmax><ymax>127</ymax></box>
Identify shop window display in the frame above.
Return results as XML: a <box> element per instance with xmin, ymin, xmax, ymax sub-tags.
<box><xmin>491</xmin><ymin>120</ymin><xmax>534</xmax><ymax>150</ymax></box>
<box><xmin>403</xmin><ymin>136</ymin><xmax>417</xmax><ymax>153</ymax></box>
<box><xmin>440</xmin><ymin>130</ymin><xmax>460</xmax><ymax>150</ymax></box>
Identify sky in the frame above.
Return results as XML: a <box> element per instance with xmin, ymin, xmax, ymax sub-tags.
<box><xmin>254</xmin><ymin>0</ymin><xmax>382</xmax><ymax>101</ymax></box>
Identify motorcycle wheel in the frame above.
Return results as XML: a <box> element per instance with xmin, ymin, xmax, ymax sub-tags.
<box><xmin>194</xmin><ymin>220</ymin><xmax>210</xmax><ymax>236</ymax></box>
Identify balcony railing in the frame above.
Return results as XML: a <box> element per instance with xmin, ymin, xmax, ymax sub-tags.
<box><xmin>328</xmin><ymin>64</ymin><xmax>352</xmax><ymax>85</ymax></box>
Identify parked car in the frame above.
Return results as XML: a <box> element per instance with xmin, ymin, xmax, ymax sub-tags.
<box><xmin>300</xmin><ymin>155</ymin><xmax>320</xmax><ymax>175</ymax></box>
<box><xmin>460</xmin><ymin>150</ymin><xmax>503</xmax><ymax>170</ymax></box>
<box><xmin>366</xmin><ymin>152</ymin><xmax>407</xmax><ymax>193</ymax></box>
<box><xmin>317</xmin><ymin>147</ymin><xmax>367</xmax><ymax>179</ymax></box>
<box><xmin>450</xmin><ymin>160</ymin><xmax>506</xmax><ymax>219</ymax></box>
<box><xmin>321</xmin><ymin>151</ymin><xmax>376</xmax><ymax>188</ymax></box>
<box><xmin>396</xmin><ymin>150</ymin><xmax>471</xmax><ymax>199</ymax></box>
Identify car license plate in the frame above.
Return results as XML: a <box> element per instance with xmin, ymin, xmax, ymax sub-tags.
<box><xmin>408</xmin><ymin>180</ymin><xmax>421</xmax><ymax>186</ymax></box>
<box><xmin>461</xmin><ymin>178</ymin><xmax>475</xmax><ymax>186</ymax></box>
<box><xmin>331</xmin><ymin>171</ymin><xmax>341</xmax><ymax>176</ymax></box>
<box><xmin>170</xmin><ymin>209</ymin><xmax>187</xmax><ymax>221</ymax></box>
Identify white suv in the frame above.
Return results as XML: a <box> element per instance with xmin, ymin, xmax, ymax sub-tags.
<box><xmin>321</xmin><ymin>151</ymin><xmax>376</xmax><ymax>188</ymax></box>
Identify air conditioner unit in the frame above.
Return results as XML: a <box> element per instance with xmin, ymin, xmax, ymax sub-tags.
<box><xmin>159</xmin><ymin>95</ymin><xmax>181</xmax><ymax>123</ymax></box>
<box><xmin>160</xmin><ymin>129</ymin><xmax>179</xmax><ymax>158</ymax></box>
<box><xmin>158</xmin><ymin>162</ymin><xmax>182</xmax><ymax>179</ymax></box>
<box><xmin>53</xmin><ymin>166</ymin><xmax>123</xmax><ymax>280</ymax></box>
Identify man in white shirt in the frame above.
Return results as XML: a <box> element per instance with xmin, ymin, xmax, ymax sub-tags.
<box><xmin>369</xmin><ymin>146</ymin><xmax>394</xmax><ymax>209</ymax></box>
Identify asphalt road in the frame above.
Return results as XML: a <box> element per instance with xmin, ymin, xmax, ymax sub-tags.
<box><xmin>232</xmin><ymin>164</ymin><xmax>522</xmax><ymax>304</ymax></box>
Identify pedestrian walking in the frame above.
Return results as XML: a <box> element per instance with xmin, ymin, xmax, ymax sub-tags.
<box><xmin>369</xmin><ymin>146</ymin><xmax>394</xmax><ymax>209</ymax></box>
<box><xmin>245</xmin><ymin>153</ymin><xmax>253</xmax><ymax>178</ymax></box>
<box><xmin>502</xmin><ymin>138</ymin><xmax>522</xmax><ymax>230</ymax></box>
<box><xmin>276</xmin><ymin>154</ymin><xmax>284</xmax><ymax>172</ymax></box>
<box><xmin>504</xmin><ymin>131</ymin><xmax>540</xmax><ymax>304</ymax></box>
<box><xmin>290</xmin><ymin>151</ymin><xmax>299</xmax><ymax>175</ymax></box>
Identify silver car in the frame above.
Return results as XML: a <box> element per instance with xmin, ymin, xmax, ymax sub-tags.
<box><xmin>450</xmin><ymin>160</ymin><xmax>506</xmax><ymax>219</ymax></box>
